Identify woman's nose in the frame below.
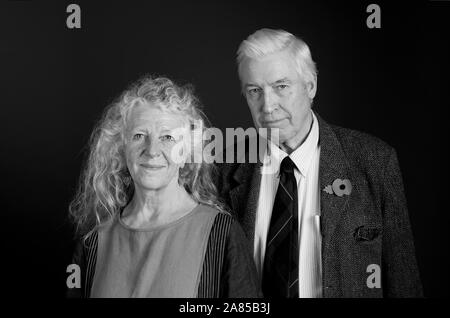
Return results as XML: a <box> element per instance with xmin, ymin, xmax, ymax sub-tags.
<box><xmin>144</xmin><ymin>136</ymin><xmax>161</xmax><ymax>158</ymax></box>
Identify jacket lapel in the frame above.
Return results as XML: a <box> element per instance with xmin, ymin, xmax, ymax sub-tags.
<box><xmin>229</xmin><ymin>161</ymin><xmax>262</xmax><ymax>247</ymax></box>
<box><xmin>316</xmin><ymin>113</ymin><xmax>351</xmax><ymax>248</ymax></box>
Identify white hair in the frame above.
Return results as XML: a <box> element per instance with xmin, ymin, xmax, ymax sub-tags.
<box><xmin>237</xmin><ymin>28</ymin><xmax>317</xmax><ymax>83</ymax></box>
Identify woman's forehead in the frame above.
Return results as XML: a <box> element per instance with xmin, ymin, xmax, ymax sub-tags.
<box><xmin>127</xmin><ymin>103</ymin><xmax>187</xmax><ymax>130</ymax></box>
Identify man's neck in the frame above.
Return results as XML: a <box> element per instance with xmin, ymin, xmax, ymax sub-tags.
<box><xmin>280</xmin><ymin>111</ymin><xmax>314</xmax><ymax>155</ymax></box>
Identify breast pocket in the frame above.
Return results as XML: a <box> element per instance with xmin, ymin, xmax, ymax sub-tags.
<box><xmin>353</xmin><ymin>225</ymin><xmax>381</xmax><ymax>242</ymax></box>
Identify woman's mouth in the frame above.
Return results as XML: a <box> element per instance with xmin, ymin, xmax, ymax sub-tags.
<box><xmin>140</xmin><ymin>163</ymin><xmax>165</xmax><ymax>170</ymax></box>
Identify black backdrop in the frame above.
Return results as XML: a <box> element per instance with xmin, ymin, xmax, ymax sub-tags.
<box><xmin>1</xmin><ymin>0</ymin><xmax>448</xmax><ymax>298</ymax></box>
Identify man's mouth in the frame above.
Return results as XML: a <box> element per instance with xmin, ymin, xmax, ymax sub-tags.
<box><xmin>261</xmin><ymin>118</ymin><xmax>286</xmax><ymax>126</ymax></box>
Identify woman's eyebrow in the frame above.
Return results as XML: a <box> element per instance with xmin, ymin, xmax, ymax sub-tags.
<box><xmin>129</xmin><ymin>126</ymin><xmax>147</xmax><ymax>133</ymax></box>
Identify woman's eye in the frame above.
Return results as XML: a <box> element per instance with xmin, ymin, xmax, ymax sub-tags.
<box><xmin>132</xmin><ymin>133</ymin><xmax>144</xmax><ymax>141</ymax></box>
<box><xmin>160</xmin><ymin>135</ymin><xmax>175</xmax><ymax>142</ymax></box>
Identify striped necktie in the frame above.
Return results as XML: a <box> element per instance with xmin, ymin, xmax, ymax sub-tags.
<box><xmin>262</xmin><ymin>156</ymin><xmax>299</xmax><ymax>298</ymax></box>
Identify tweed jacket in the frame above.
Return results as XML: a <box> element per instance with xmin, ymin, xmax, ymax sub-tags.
<box><xmin>214</xmin><ymin>113</ymin><xmax>423</xmax><ymax>298</ymax></box>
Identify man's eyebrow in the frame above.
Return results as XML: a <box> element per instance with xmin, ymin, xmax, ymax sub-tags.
<box><xmin>243</xmin><ymin>78</ymin><xmax>291</xmax><ymax>89</ymax></box>
<box><xmin>243</xmin><ymin>83</ymin><xmax>260</xmax><ymax>89</ymax></box>
<box><xmin>271</xmin><ymin>78</ymin><xmax>292</xmax><ymax>85</ymax></box>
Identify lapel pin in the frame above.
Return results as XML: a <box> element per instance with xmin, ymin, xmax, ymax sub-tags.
<box><xmin>323</xmin><ymin>178</ymin><xmax>352</xmax><ymax>197</ymax></box>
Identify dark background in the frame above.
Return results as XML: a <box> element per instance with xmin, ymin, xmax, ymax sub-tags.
<box><xmin>0</xmin><ymin>0</ymin><xmax>448</xmax><ymax>298</ymax></box>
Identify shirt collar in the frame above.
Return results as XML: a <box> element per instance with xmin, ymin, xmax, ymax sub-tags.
<box><xmin>262</xmin><ymin>111</ymin><xmax>319</xmax><ymax>177</ymax></box>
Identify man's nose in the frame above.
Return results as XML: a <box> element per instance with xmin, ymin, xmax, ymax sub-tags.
<box><xmin>261</xmin><ymin>90</ymin><xmax>277</xmax><ymax>114</ymax></box>
<box><xmin>144</xmin><ymin>136</ymin><xmax>161</xmax><ymax>158</ymax></box>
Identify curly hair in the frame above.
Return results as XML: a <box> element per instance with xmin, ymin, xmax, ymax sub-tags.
<box><xmin>69</xmin><ymin>75</ymin><xmax>227</xmax><ymax>239</ymax></box>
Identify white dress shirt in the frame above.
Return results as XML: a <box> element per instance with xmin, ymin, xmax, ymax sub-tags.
<box><xmin>254</xmin><ymin>111</ymin><xmax>322</xmax><ymax>298</ymax></box>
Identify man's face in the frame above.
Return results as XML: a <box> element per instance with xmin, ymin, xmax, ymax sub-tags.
<box><xmin>240</xmin><ymin>49</ymin><xmax>317</xmax><ymax>148</ymax></box>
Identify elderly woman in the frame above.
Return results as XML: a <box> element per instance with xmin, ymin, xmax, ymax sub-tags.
<box><xmin>68</xmin><ymin>76</ymin><xmax>260</xmax><ymax>298</ymax></box>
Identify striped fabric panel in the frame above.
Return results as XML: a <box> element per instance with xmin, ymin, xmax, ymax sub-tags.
<box><xmin>83</xmin><ymin>231</ymin><xmax>98</xmax><ymax>298</ymax></box>
<box><xmin>197</xmin><ymin>213</ymin><xmax>233</xmax><ymax>298</ymax></box>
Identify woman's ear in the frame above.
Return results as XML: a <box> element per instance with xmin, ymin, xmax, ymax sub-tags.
<box><xmin>122</xmin><ymin>169</ymin><xmax>132</xmax><ymax>186</ymax></box>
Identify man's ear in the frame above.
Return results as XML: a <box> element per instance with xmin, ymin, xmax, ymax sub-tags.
<box><xmin>306</xmin><ymin>74</ymin><xmax>317</xmax><ymax>99</ymax></box>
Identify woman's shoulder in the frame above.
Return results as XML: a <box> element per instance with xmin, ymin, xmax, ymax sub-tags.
<box><xmin>205</xmin><ymin>207</ymin><xmax>252</xmax><ymax>254</ymax></box>
<box><xmin>198</xmin><ymin>205</ymin><xmax>247</xmax><ymax>242</ymax></box>
<box><xmin>200</xmin><ymin>204</ymin><xmax>237</xmax><ymax>221</ymax></box>
<box><xmin>73</xmin><ymin>230</ymin><xmax>99</xmax><ymax>256</ymax></box>
<box><xmin>195</xmin><ymin>204</ymin><xmax>232</xmax><ymax>219</ymax></box>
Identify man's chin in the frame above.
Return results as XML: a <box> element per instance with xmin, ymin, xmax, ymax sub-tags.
<box><xmin>261</xmin><ymin>130</ymin><xmax>289</xmax><ymax>147</ymax></box>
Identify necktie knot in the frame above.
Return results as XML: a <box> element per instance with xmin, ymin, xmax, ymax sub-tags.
<box><xmin>280</xmin><ymin>157</ymin><xmax>296</xmax><ymax>175</ymax></box>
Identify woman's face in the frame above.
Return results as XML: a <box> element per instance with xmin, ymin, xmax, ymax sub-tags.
<box><xmin>124</xmin><ymin>103</ymin><xmax>188</xmax><ymax>192</ymax></box>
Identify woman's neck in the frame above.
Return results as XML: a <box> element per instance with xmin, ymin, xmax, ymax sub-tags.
<box><xmin>122</xmin><ymin>181</ymin><xmax>197</xmax><ymax>229</ymax></box>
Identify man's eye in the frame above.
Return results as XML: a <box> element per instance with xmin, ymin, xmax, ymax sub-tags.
<box><xmin>276</xmin><ymin>84</ymin><xmax>288</xmax><ymax>90</ymax></box>
<box><xmin>160</xmin><ymin>135</ymin><xmax>175</xmax><ymax>142</ymax></box>
<box><xmin>132</xmin><ymin>133</ymin><xmax>144</xmax><ymax>141</ymax></box>
<box><xmin>247</xmin><ymin>88</ymin><xmax>261</xmax><ymax>96</ymax></box>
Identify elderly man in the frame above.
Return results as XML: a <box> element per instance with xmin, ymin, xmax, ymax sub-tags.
<box><xmin>215</xmin><ymin>28</ymin><xmax>423</xmax><ymax>298</ymax></box>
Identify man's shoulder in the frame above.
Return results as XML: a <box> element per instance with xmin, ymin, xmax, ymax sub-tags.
<box><xmin>326</xmin><ymin>123</ymin><xmax>397</xmax><ymax>174</ymax></box>
<box><xmin>329</xmin><ymin>124</ymin><xmax>394</xmax><ymax>155</ymax></box>
<box><xmin>213</xmin><ymin>136</ymin><xmax>259</xmax><ymax>189</ymax></box>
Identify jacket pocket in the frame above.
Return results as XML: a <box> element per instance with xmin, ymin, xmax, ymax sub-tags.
<box><xmin>353</xmin><ymin>225</ymin><xmax>381</xmax><ymax>241</ymax></box>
